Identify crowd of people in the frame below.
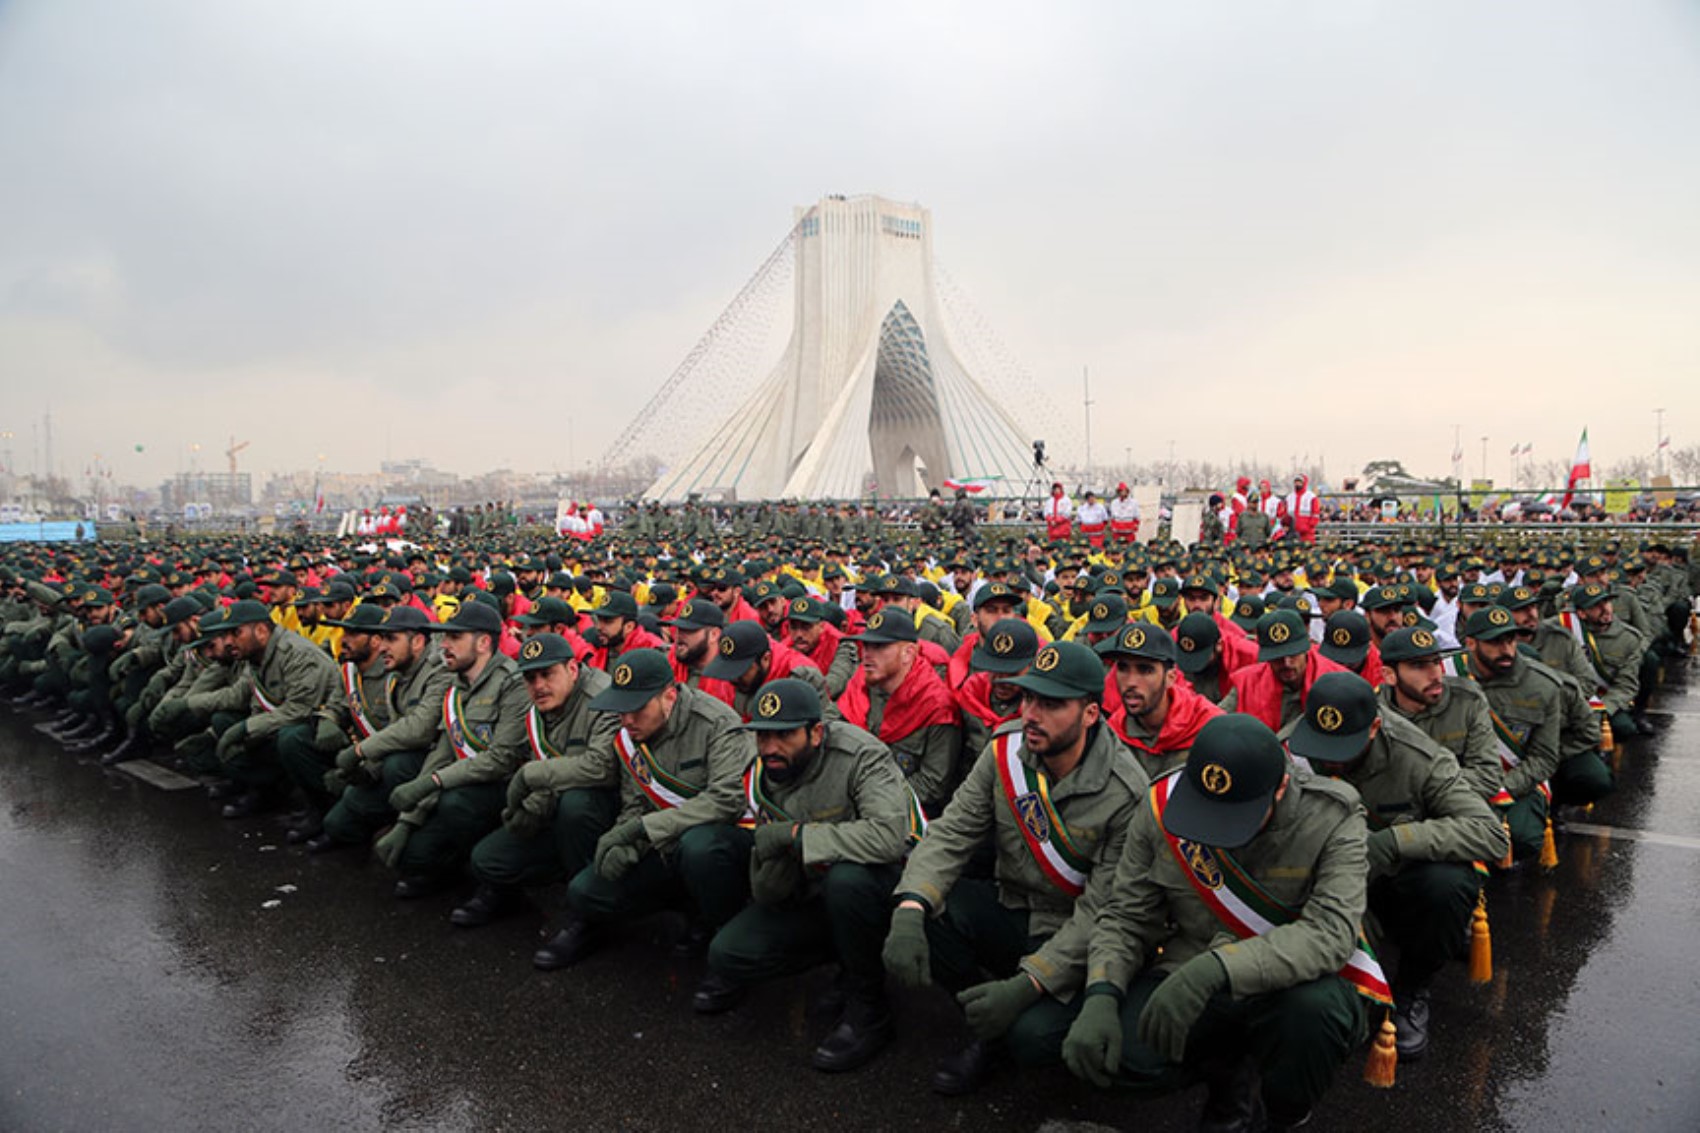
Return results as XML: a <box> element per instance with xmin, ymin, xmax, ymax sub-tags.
<box><xmin>1</xmin><ymin>504</ymin><xmax>1694</xmax><ymax>1130</ymax></box>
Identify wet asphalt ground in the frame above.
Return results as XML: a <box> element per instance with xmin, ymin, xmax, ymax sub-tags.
<box><xmin>2</xmin><ymin>659</ymin><xmax>1698</xmax><ymax>1133</ymax></box>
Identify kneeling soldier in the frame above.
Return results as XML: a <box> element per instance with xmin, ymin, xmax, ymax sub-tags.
<box><xmin>699</xmin><ymin>678</ymin><xmax>912</xmax><ymax>1072</ymax></box>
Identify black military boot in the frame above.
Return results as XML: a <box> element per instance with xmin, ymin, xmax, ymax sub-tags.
<box><xmin>99</xmin><ymin>732</ymin><xmax>147</xmax><ymax>765</ymax></box>
<box><xmin>811</xmin><ymin>992</ymin><xmax>895</xmax><ymax>1073</ymax></box>
<box><xmin>1393</xmin><ymin>986</ymin><xmax>1431</xmax><ymax>1060</ymax></box>
<box><xmin>671</xmin><ymin>919</ymin><xmax>711</xmax><ymax>958</ymax></box>
<box><xmin>691</xmin><ymin>971</ymin><xmax>748</xmax><ymax>1015</ymax></box>
<box><xmin>67</xmin><ymin>723</ymin><xmax>118</xmax><ymax>753</ymax></box>
<box><xmin>533</xmin><ymin>918</ymin><xmax>599</xmax><ymax>970</ymax></box>
<box><xmin>284</xmin><ymin>808</ymin><xmax>325</xmax><ymax>845</ymax></box>
<box><xmin>450</xmin><ymin>883</ymin><xmax>524</xmax><ymax>928</ymax></box>
<box><xmin>931</xmin><ymin>1040</ymin><xmax>998</xmax><ymax>1096</ymax></box>
<box><xmin>1198</xmin><ymin>1058</ymin><xmax>1263</xmax><ymax>1133</ymax></box>
<box><xmin>221</xmin><ymin>791</ymin><xmax>277</xmax><ymax>820</ymax></box>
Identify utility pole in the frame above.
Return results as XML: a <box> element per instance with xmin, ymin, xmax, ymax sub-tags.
<box><xmin>1655</xmin><ymin>407</ymin><xmax>1666</xmax><ymax>476</ymax></box>
<box><xmin>1082</xmin><ymin>366</ymin><xmax>1093</xmax><ymax>480</ymax></box>
<box><xmin>1480</xmin><ymin>435</ymin><xmax>1488</xmax><ymax>484</ymax></box>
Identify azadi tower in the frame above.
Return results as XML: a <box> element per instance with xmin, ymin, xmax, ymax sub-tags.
<box><xmin>629</xmin><ymin>195</ymin><xmax>1039</xmax><ymax>501</ymax></box>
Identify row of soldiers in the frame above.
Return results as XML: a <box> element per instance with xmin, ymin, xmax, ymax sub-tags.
<box><xmin>0</xmin><ymin>525</ymin><xmax>1692</xmax><ymax>1131</ymax></box>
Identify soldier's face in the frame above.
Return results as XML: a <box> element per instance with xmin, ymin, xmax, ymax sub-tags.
<box><xmin>593</xmin><ymin>615</ymin><xmax>628</xmax><ymax>648</ymax></box>
<box><xmin>1439</xmin><ymin>578</ymin><xmax>1460</xmax><ymax>598</ymax></box>
<box><xmin>342</xmin><ymin>632</ymin><xmax>375</xmax><ymax>665</ymax></box>
<box><xmin>440</xmin><ymin>630</ymin><xmax>488</xmax><ymax>672</ymax></box>
<box><xmin>1509</xmin><ymin>604</ymin><xmax>1539</xmax><ymax>632</ymax></box>
<box><xmin>790</xmin><ymin>621</ymin><xmax>823</xmax><ymax>653</ymax></box>
<box><xmin>733</xmin><ymin>654</ymin><xmax>771</xmax><ymax>695</ymax></box>
<box><xmin>1182</xmin><ymin>592</ymin><xmax>1214</xmax><ymax>616</ymax></box>
<box><xmin>378</xmin><ymin>631</ymin><xmax>422</xmax><ymax>670</ymax></box>
<box><xmin>1114</xmin><ymin>657</ymin><xmax>1174</xmax><ymax>721</ymax></box>
<box><xmin>756</xmin><ymin>722</ymin><xmax>824</xmax><ymax>783</ymax></box>
<box><xmin>1578</xmin><ymin>601</ymin><xmax>1613</xmax><ymax>629</ymax></box>
<box><xmin>709</xmin><ymin>584</ymin><xmax>737</xmax><ymax>611</ymax></box>
<box><xmin>758</xmin><ymin>598</ymin><xmax>787</xmax><ymax>631</ymax></box>
<box><xmin>524</xmin><ymin>661</ymin><xmax>577</xmax><ymax>712</ymax></box>
<box><xmin>620</xmin><ymin>686</ymin><xmax>677</xmax><ymax>743</ymax></box>
<box><xmin>1392</xmin><ymin>658</ymin><xmax>1445</xmax><ymax>707</ymax></box>
<box><xmin>141</xmin><ymin>605</ymin><xmax>166</xmax><ymax>628</ymax></box>
<box><xmin>1469</xmin><ymin>636</ymin><xmax>1518</xmax><ymax>676</ymax></box>
<box><xmin>858</xmin><ymin>640</ymin><xmax>912</xmax><ymax>689</ymax></box>
<box><xmin>673</xmin><ymin>625</ymin><xmax>716</xmax><ymax>668</ymax></box>
<box><xmin>1020</xmin><ymin>693</ymin><xmax>1099</xmax><ymax>758</ymax></box>
<box><xmin>1367</xmin><ymin>607</ymin><xmax>1406</xmax><ymax>641</ymax></box>
<box><xmin>974</xmin><ymin>602</ymin><xmax>1018</xmax><ymax>636</ymax></box>
<box><xmin>1271</xmin><ymin>652</ymin><xmax>1308</xmax><ymax>690</ymax></box>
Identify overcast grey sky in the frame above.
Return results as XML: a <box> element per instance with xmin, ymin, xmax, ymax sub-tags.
<box><xmin>1</xmin><ymin>0</ymin><xmax>1695</xmax><ymax>491</ymax></box>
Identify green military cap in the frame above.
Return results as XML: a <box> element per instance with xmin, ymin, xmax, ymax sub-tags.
<box><xmin>740</xmin><ymin>677</ymin><xmax>824</xmax><ymax>731</ymax></box>
<box><xmin>132</xmin><ymin>583</ymin><xmax>172</xmax><ymax>608</ymax></box>
<box><xmin>378</xmin><ymin>606</ymin><xmax>433</xmax><ymax>633</ymax></box>
<box><xmin>1148</xmin><ymin>578</ymin><xmax>1180</xmax><ymax>608</ymax></box>
<box><xmin>545</xmin><ymin>571</ymin><xmax>577</xmax><ymax>590</ymax></box>
<box><xmin>1229</xmin><ymin>594</ymin><xmax>1266</xmax><ymax>632</ymax></box>
<box><xmin>703</xmin><ymin>621</ymin><xmax>774</xmax><ymax>680</ymax></box>
<box><xmin>291</xmin><ymin>585</ymin><xmax>328</xmax><ymax>607</ymax></box>
<box><xmin>322</xmin><ymin>579</ymin><xmax>356</xmax><ymax>603</ymax></box>
<box><xmin>83</xmin><ymin>624</ymin><xmax>121</xmax><ymax>656</ymax></box>
<box><xmin>1287</xmin><ymin>672</ymin><xmax>1379</xmax><ymax>765</ymax></box>
<box><xmin>784</xmin><ymin>595</ymin><xmax>828</xmax><ymax>625</ymax></box>
<box><xmin>1358</xmin><ymin>584</ymin><xmax>1411</xmax><ymax>611</ymax></box>
<box><xmin>972</xmin><ymin>581</ymin><xmax>1023</xmax><ymax>611</ymax></box>
<box><xmin>427</xmin><ymin>601</ymin><xmax>504</xmax><ymax>636</ymax></box>
<box><xmin>646</xmin><ymin>583</ymin><xmax>678</xmax><ymax>608</ymax></box>
<box><xmin>1458</xmin><ymin>582</ymin><xmax>1493</xmax><ymax>606</ymax></box>
<box><xmin>76</xmin><ymin>584</ymin><xmax>114</xmax><ymax>606</ymax></box>
<box><xmin>1319</xmin><ymin>610</ymin><xmax>1371</xmax><ymax>669</ymax></box>
<box><xmin>852</xmin><ymin>607</ymin><xmax>918</xmax><ymax>644</ymax></box>
<box><xmin>588</xmin><ymin>648</ymin><xmax>676</xmax><ymax>713</ymax></box>
<box><xmin>1570</xmin><ymin>582</ymin><xmax>1613</xmax><ymax>610</ymax></box>
<box><xmin>190</xmin><ymin>608</ymin><xmax>228</xmax><ymax>646</ymax></box>
<box><xmin>448</xmin><ymin>566</ymin><xmax>474</xmax><ymax>584</ymax></box>
<box><xmin>1496</xmin><ymin>585</ymin><xmax>1540</xmax><ymax>612</ymax></box>
<box><xmin>516</xmin><ymin>596</ymin><xmax>578</xmax><ymax>627</ymax></box>
<box><xmin>1274</xmin><ymin>592</ymin><xmax>1318</xmax><ymax>621</ymax></box>
<box><xmin>1380</xmin><ymin>625</ymin><xmax>1451</xmax><ymax>665</ymax></box>
<box><xmin>1180</xmin><ymin>573</ymin><xmax>1219</xmax><ymax>597</ymax></box>
<box><xmin>487</xmin><ymin>570</ymin><xmax>518</xmax><ymax>596</ymax></box>
<box><xmin>1462</xmin><ymin>605</ymin><xmax>1519</xmax><ymax>641</ymax></box>
<box><xmin>971</xmin><ymin>617</ymin><xmax>1039</xmax><ymax>674</ymax></box>
<box><xmin>1004</xmin><ymin>641</ymin><xmax>1106</xmax><ymax>700</ymax></box>
<box><xmin>219</xmin><ymin>599</ymin><xmax>272</xmax><ymax>629</ymax></box>
<box><xmin>1162</xmin><ymin>715</ymin><xmax>1287</xmax><ymax>849</ymax></box>
<box><xmin>591</xmin><ymin>591</ymin><xmax>639</xmax><ymax>621</ymax></box>
<box><xmin>259</xmin><ymin>569</ymin><xmax>298</xmax><ymax>588</ymax></box>
<box><xmin>708</xmin><ymin>565</ymin><xmax>745</xmax><ymax>588</ymax></box>
<box><xmin>366</xmin><ymin>581</ymin><xmax>404</xmax><ymax>603</ymax></box>
<box><xmin>161</xmin><ymin>595</ymin><xmax>202</xmax><ymax>628</ymax></box>
<box><xmin>1095</xmin><ymin>620</ymin><xmax>1176</xmax><ymax>666</ymax></box>
<box><xmin>1098</xmin><ymin>570</ymin><xmax>1126</xmax><ymax>594</ymax></box>
<box><xmin>1084</xmin><ymin>594</ymin><xmax>1131</xmax><ymax>634</ymax></box>
<box><xmin>516</xmin><ymin>632</ymin><xmax>579</xmax><ymax>673</ymax></box>
<box><xmin>1255</xmin><ymin>609</ymin><xmax>1309</xmax><ymax>662</ymax></box>
<box><xmin>1578</xmin><ymin>554</ymin><xmax>1608</xmax><ymax>575</ymax></box>
<box><xmin>324</xmin><ymin>603</ymin><xmax>389</xmax><ymax>631</ymax></box>
<box><xmin>1173</xmin><ymin>613</ymin><xmax>1221</xmax><ymax>675</ymax></box>
<box><xmin>750</xmin><ymin>579</ymin><xmax>786</xmax><ymax>605</ymax></box>
<box><xmin>1321</xmin><ymin>577</ymin><xmax>1359</xmax><ymax>603</ymax></box>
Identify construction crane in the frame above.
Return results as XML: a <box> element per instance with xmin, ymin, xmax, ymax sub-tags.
<box><xmin>226</xmin><ymin>435</ymin><xmax>250</xmax><ymax>476</ymax></box>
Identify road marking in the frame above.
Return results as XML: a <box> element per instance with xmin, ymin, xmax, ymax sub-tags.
<box><xmin>1566</xmin><ymin>822</ymin><xmax>1700</xmax><ymax>852</ymax></box>
<box><xmin>116</xmin><ymin>759</ymin><xmax>203</xmax><ymax>792</ymax></box>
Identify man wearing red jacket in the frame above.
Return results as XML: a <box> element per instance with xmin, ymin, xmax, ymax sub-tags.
<box><xmin>787</xmin><ymin>596</ymin><xmax>843</xmax><ymax>678</ymax></box>
<box><xmin>703</xmin><ymin>620</ymin><xmax>834</xmax><ymax>721</ymax></box>
<box><xmin>1320</xmin><ymin>609</ymin><xmax>1384</xmax><ymax>688</ymax></box>
<box><xmin>705</xmin><ymin>567</ymin><xmax>762</xmax><ymax>624</ymax></box>
<box><xmin>586</xmin><ymin>591</ymin><xmax>666</xmax><ymax>672</ymax></box>
<box><xmin>1283</xmin><ymin>474</ymin><xmax>1321</xmax><ymax>543</ymax></box>
<box><xmin>1178</xmin><ymin>574</ymin><xmax>1249</xmax><ymax>643</ymax></box>
<box><xmin>1096</xmin><ymin>621</ymin><xmax>1222</xmax><ymax>777</ymax></box>
<box><xmin>838</xmin><ymin>609</ymin><xmax>962</xmax><ymax>815</ymax></box>
<box><xmin>946</xmin><ymin>582</ymin><xmax>1026</xmax><ymax>694</ymax></box>
<box><xmin>953</xmin><ymin>617</ymin><xmax>1040</xmax><ymax>757</ymax></box>
<box><xmin>1220</xmin><ymin>609</ymin><xmax>1347</xmax><ymax>732</ymax></box>
<box><xmin>1171</xmin><ymin>612</ymin><xmax>1256</xmax><ymax>705</ymax></box>
<box><xmin>663</xmin><ymin>598</ymin><xmax>737</xmax><ymax>707</ymax></box>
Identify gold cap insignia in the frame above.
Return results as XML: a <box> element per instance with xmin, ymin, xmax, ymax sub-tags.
<box><xmin>521</xmin><ymin>639</ymin><xmax>544</xmax><ymax>660</ymax></box>
<box><xmin>792</xmin><ymin>598</ymin><xmax>808</xmax><ymax>614</ymax></box>
<box><xmin>1412</xmin><ymin>630</ymin><xmax>1436</xmax><ymax>649</ymax></box>
<box><xmin>1514</xmin><ymin>587</ymin><xmax>1532</xmax><ymax>601</ymax></box>
<box><xmin>1092</xmin><ymin>602</ymin><xmax>1109</xmax><ymax>620</ymax></box>
<box><xmin>992</xmin><ymin>633</ymin><xmax>1015</xmax><ymax>655</ymax></box>
<box><xmin>1034</xmin><ymin>647</ymin><xmax>1061</xmax><ymax>673</ymax></box>
<box><xmin>1125</xmin><ymin>626</ymin><xmax>1146</xmax><ymax>650</ymax></box>
<box><xmin>1316</xmin><ymin>705</ymin><xmax>1345</xmax><ymax>732</ymax></box>
<box><xmin>1330</xmin><ymin>627</ymin><xmax>1352</xmax><ymax>647</ymax></box>
<box><xmin>84</xmin><ymin>590</ymin><xmax>98</xmax><ymax>602</ymax></box>
<box><xmin>1200</xmin><ymin>763</ymin><xmax>1233</xmax><ymax>795</ymax></box>
<box><xmin>1180</xmin><ymin>636</ymin><xmax>1197</xmax><ymax>652</ymax></box>
<box><xmin>1488</xmin><ymin>607</ymin><xmax>1511</xmax><ymax>626</ymax></box>
<box><xmin>1267</xmin><ymin>621</ymin><xmax>1291</xmax><ymax>644</ymax></box>
<box><xmin>1402</xmin><ymin>610</ymin><xmax>1420</xmax><ymax>627</ymax></box>
<box><xmin>719</xmin><ymin>636</ymin><xmax>737</xmax><ymax>656</ymax></box>
<box><xmin>757</xmin><ymin>691</ymin><xmax>782</xmax><ymax>718</ymax></box>
<box><xmin>867</xmin><ymin>611</ymin><xmax>884</xmax><ymax>631</ymax></box>
<box><xmin>614</xmin><ymin>663</ymin><xmax>633</xmax><ymax>686</ymax></box>
<box><xmin>1296</xmin><ymin>598</ymin><xmax>1311</xmax><ymax>613</ymax></box>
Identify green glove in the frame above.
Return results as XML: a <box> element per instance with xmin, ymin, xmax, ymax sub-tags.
<box><xmin>322</xmin><ymin>769</ymin><xmax>348</xmax><ymax>797</ymax></box>
<box><xmin>314</xmin><ymin>716</ymin><xmax>346</xmax><ymax>752</ymax></box>
<box><xmin>957</xmin><ymin>973</ymin><xmax>1043</xmax><ymax>1040</ymax></box>
<box><xmin>334</xmin><ymin>746</ymin><xmax>361</xmax><ymax>774</ymax></box>
<box><xmin>881</xmin><ymin>905</ymin><xmax>932</xmax><ymax>988</ymax></box>
<box><xmin>752</xmin><ymin>822</ymin><xmax>797</xmax><ymax>862</ymax></box>
<box><xmin>214</xmin><ymin>719</ymin><xmax>249</xmax><ymax>764</ymax></box>
<box><xmin>1062</xmin><ymin>990</ymin><xmax>1124</xmax><ymax>1087</ymax></box>
<box><xmin>373</xmin><ymin>822</ymin><xmax>412</xmax><ymax>870</ymax></box>
<box><xmin>749</xmin><ymin>853</ymin><xmax>801</xmax><ymax>906</ymax></box>
<box><xmin>503</xmin><ymin>787</ymin><xmax>555</xmax><ymax>839</ymax></box>
<box><xmin>594</xmin><ymin>819</ymin><xmax>649</xmax><ymax>881</ymax></box>
<box><xmin>505</xmin><ymin>767</ymin><xmax>532</xmax><ymax>817</ymax></box>
<box><xmin>1366</xmin><ymin>828</ymin><xmax>1400</xmax><ymax>875</ymax></box>
<box><xmin>388</xmin><ymin>775</ymin><xmax>439</xmax><ymax>814</ymax></box>
<box><xmin>1137</xmin><ymin>953</ymin><xmax>1228</xmax><ymax>1063</ymax></box>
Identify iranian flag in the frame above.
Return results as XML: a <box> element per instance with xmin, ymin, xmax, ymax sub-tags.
<box><xmin>1560</xmin><ymin>428</ymin><xmax>1592</xmax><ymax>509</ymax></box>
<box><xmin>942</xmin><ymin>476</ymin><xmax>1001</xmax><ymax>494</ymax></box>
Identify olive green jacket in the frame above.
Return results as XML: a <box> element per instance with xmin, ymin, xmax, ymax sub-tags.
<box><xmin>244</xmin><ymin>627</ymin><xmax>340</xmax><ymax>744</ymax></box>
<box><xmin>1470</xmin><ymin>653</ymin><xmax>1566</xmax><ymax>799</ymax></box>
<box><xmin>357</xmin><ymin>651</ymin><xmax>455</xmax><ymax>764</ymax></box>
<box><xmin>411</xmin><ymin>654</ymin><xmax>532</xmax><ymax>796</ymax></box>
<box><xmin>523</xmin><ymin>665</ymin><xmax>622</xmax><ymax>793</ymax></box>
<box><xmin>1378</xmin><ymin>677</ymin><xmax>1502</xmax><ymax>800</ymax></box>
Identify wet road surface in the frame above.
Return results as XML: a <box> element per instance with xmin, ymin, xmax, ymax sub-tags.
<box><xmin>3</xmin><ymin>659</ymin><xmax>1699</xmax><ymax>1132</ymax></box>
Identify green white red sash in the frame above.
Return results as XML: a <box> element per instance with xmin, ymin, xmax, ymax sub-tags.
<box><xmin>342</xmin><ymin>662</ymin><xmax>379</xmax><ymax>739</ymax></box>
<box><xmin>1447</xmin><ymin>655</ymin><xmax>1552</xmax><ymax>804</ymax></box>
<box><xmin>742</xmin><ymin>762</ymin><xmax>929</xmax><ymax>843</ymax></box>
<box><xmin>615</xmin><ymin>727</ymin><xmax>698</xmax><ymax>810</ymax></box>
<box><xmin>1149</xmin><ymin>771</ymin><xmax>1393</xmax><ymax>1007</ymax></box>
<box><xmin>252</xmin><ymin>677</ymin><xmax>279</xmax><ymax>714</ymax></box>
<box><xmin>1557</xmin><ymin>611</ymin><xmax>1609</xmax><ymax>694</ymax></box>
<box><xmin>442</xmin><ymin>687</ymin><xmax>488</xmax><ymax>761</ymax></box>
<box><xmin>993</xmin><ymin>731</ymin><xmax>1090</xmax><ymax>898</ymax></box>
<box><xmin>524</xmin><ymin>705</ymin><xmax>559</xmax><ymax>761</ymax></box>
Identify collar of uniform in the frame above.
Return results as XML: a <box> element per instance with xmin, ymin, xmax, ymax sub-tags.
<box><xmin>1264</xmin><ymin>766</ymin><xmax>1308</xmax><ymax>832</ymax></box>
<box><xmin>656</xmin><ymin>682</ymin><xmax>694</xmax><ymax>743</ymax></box>
<box><xmin>461</xmin><ymin>653</ymin><xmax>514</xmax><ymax>695</ymax></box>
<box><xmin>1037</xmin><ymin>721</ymin><xmax>1114</xmax><ymax>800</ymax></box>
<box><xmin>259</xmin><ymin>624</ymin><xmax>285</xmax><ymax>670</ymax></box>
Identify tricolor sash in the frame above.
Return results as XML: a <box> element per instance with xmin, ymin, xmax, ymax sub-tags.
<box><xmin>252</xmin><ymin>677</ymin><xmax>280</xmax><ymax>714</ymax></box>
<box><xmin>615</xmin><ymin>727</ymin><xmax>698</xmax><ymax>810</ymax></box>
<box><xmin>1149</xmin><ymin>772</ymin><xmax>1393</xmax><ymax>1007</ymax></box>
<box><xmin>993</xmin><ymin>731</ymin><xmax>1090</xmax><ymax>898</ymax></box>
<box><xmin>744</xmin><ymin>762</ymin><xmax>930</xmax><ymax>844</ymax></box>
<box><xmin>342</xmin><ymin>662</ymin><xmax>380</xmax><ymax>739</ymax></box>
<box><xmin>1447</xmin><ymin>655</ymin><xmax>1552</xmax><ymax>804</ymax></box>
<box><xmin>442</xmin><ymin>688</ymin><xmax>488</xmax><ymax>761</ymax></box>
<box><xmin>524</xmin><ymin>706</ymin><xmax>559</xmax><ymax>761</ymax></box>
<box><xmin>1557</xmin><ymin>611</ymin><xmax>1609</xmax><ymax>692</ymax></box>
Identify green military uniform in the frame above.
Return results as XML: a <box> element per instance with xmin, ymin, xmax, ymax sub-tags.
<box><xmin>280</xmin><ymin>653</ymin><xmax>393</xmax><ymax>812</ymax></box>
<box><xmin>1463</xmin><ymin>624</ymin><xmax>1566</xmax><ymax>860</ymax></box>
<box><xmin>1378</xmin><ymin>676</ymin><xmax>1502</xmax><ymax>800</ymax></box>
<box><xmin>219</xmin><ymin>608</ymin><xmax>339</xmax><ymax>810</ymax></box>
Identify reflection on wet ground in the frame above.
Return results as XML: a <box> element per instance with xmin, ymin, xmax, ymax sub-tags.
<box><xmin>2</xmin><ymin>659</ymin><xmax>1697</xmax><ymax>1131</ymax></box>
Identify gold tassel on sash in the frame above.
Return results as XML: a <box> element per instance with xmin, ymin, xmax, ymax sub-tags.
<box><xmin>1599</xmin><ymin>713</ymin><xmax>1613</xmax><ymax>754</ymax></box>
<box><xmin>1363</xmin><ymin>1012</ymin><xmax>1398</xmax><ymax>1087</ymax></box>
<box><xmin>1468</xmin><ymin>892</ymin><xmax>1493</xmax><ymax>984</ymax></box>
<box><xmin>1539</xmin><ymin>816</ymin><xmax>1560</xmax><ymax>870</ymax></box>
<box><xmin>1498</xmin><ymin>818</ymin><xmax>1515</xmax><ymax>870</ymax></box>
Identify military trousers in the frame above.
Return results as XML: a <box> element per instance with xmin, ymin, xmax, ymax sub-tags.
<box><xmin>1550</xmin><ymin>751</ymin><xmax>1613</xmax><ymax>808</ymax></box>
<box><xmin>225</xmin><ymin>722</ymin><xmax>313</xmax><ymax>802</ymax></box>
<box><xmin>567</xmin><ymin>822</ymin><xmax>753</xmax><ymax>932</ymax></box>
<box><xmin>471</xmin><ymin>787</ymin><xmax>619</xmax><ymax>890</ymax></box>
<box><xmin>1369</xmin><ymin>861</ymin><xmax>1480</xmax><ymax>991</ymax></box>
<box><xmin>276</xmin><ymin>726</ymin><xmax>338</xmax><ymax>811</ymax></box>
<box><xmin>707</xmin><ymin>861</ymin><xmax>900</xmax><ymax>994</ymax></box>
<box><xmin>1499</xmin><ymin>792</ymin><xmax>1549</xmax><ymax>861</ymax></box>
<box><xmin>395</xmin><ymin>781</ymin><xmax>506</xmax><ymax>881</ymax></box>
<box><xmin>321</xmin><ymin>750</ymin><xmax>427</xmax><ymax>846</ymax></box>
<box><xmin>1113</xmin><ymin>968</ymin><xmax>1366</xmax><ymax>1116</ymax></box>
